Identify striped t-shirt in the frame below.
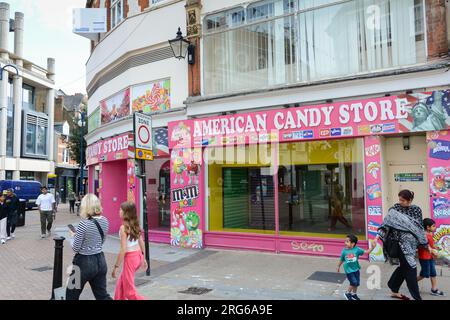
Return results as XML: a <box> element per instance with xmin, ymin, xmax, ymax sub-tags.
<box><xmin>70</xmin><ymin>216</ymin><xmax>109</xmax><ymax>255</ymax></box>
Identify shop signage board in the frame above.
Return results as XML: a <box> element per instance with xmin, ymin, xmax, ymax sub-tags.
<box><xmin>134</xmin><ymin>112</ymin><xmax>154</xmax><ymax>161</ymax></box>
<box><xmin>394</xmin><ymin>173</ymin><xmax>424</xmax><ymax>182</ymax></box>
<box><xmin>169</xmin><ymin>90</ymin><xmax>450</xmax><ymax>149</ymax></box>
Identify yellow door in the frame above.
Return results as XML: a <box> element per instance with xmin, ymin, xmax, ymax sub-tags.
<box><xmin>387</xmin><ymin>164</ymin><xmax>430</xmax><ymax>218</ymax></box>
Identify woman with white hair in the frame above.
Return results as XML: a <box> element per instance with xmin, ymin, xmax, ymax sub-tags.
<box><xmin>66</xmin><ymin>194</ymin><xmax>112</xmax><ymax>300</ymax></box>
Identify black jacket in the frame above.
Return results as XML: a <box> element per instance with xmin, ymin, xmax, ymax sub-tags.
<box><xmin>5</xmin><ymin>194</ymin><xmax>19</xmax><ymax>214</ymax></box>
<box><xmin>0</xmin><ymin>203</ymin><xmax>7</xmax><ymax>220</ymax></box>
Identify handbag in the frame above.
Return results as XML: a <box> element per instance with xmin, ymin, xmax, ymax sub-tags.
<box><xmin>381</xmin><ymin>226</ymin><xmax>401</xmax><ymax>260</ymax></box>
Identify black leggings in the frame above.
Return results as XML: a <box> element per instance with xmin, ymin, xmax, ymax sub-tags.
<box><xmin>388</xmin><ymin>251</ymin><xmax>422</xmax><ymax>300</ymax></box>
<box><xmin>69</xmin><ymin>200</ymin><xmax>75</xmax><ymax>213</ymax></box>
<box><xmin>7</xmin><ymin>214</ymin><xmax>17</xmax><ymax>236</ymax></box>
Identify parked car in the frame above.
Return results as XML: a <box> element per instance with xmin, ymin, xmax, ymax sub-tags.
<box><xmin>0</xmin><ymin>180</ymin><xmax>42</xmax><ymax>209</ymax></box>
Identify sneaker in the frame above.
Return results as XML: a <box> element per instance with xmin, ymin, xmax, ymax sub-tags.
<box><xmin>6</xmin><ymin>236</ymin><xmax>11</xmax><ymax>241</ymax></box>
<box><xmin>41</xmin><ymin>234</ymin><xmax>46</xmax><ymax>239</ymax></box>
<box><xmin>431</xmin><ymin>289</ymin><xmax>444</xmax><ymax>296</ymax></box>
<box><xmin>344</xmin><ymin>292</ymin><xmax>354</xmax><ymax>300</ymax></box>
<box><xmin>11</xmin><ymin>233</ymin><xmax>15</xmax><ymax>239</ymax></box>
<box><xmin>46</xmin><ymin>231</ymin><xmax>51</xmax><ymax>237</ymax></box>
<box><xmin>1</xmin><ymin>239</ymin><xmax>5</xmax><ymax>244</ymax></box>
<box><xmin>352</xmin><ymin>294</ymin><xmax>361</xmax><ymax>300</ymax></box>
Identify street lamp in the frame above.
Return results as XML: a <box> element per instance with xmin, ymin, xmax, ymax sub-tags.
<box><xmin>78</xmin><ymin>111</ymin><xmax>86</xmax><ymax>196</ymax></box>
<box><xmin>168</xmin><ymin>27</ymin><xmax>195</xmax><ymax>64</ymax></box>
<box><xmin>0</xmin><ymin>64</ymin><xmax>19</xmax><ymax>80</ymax></box>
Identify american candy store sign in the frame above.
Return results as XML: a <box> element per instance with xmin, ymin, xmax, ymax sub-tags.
<box><xmin>169</xmin><ymin>91</ymin><xmax>450</xmax><ymax>148</ymax></box>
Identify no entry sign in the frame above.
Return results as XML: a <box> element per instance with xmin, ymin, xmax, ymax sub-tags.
<box><xmin>134</xmin><ymin>112</ymin><xmax>154</xmax><ymax>160</ymax></box>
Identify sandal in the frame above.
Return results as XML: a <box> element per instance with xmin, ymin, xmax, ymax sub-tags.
<box><xmin>391</xmin><ymin>294</ymin><xmax>410</xmax><ymax>300</ymax></box>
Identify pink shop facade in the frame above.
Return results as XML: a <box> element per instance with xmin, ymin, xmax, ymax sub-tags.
<box><xmin>86</xmin><ymin>131</ymin><xmax>172</xmax><ymax>242</ymax></box>
<box><xmin>168</xmin><ymin>90</ymin><xmax>450</xmax><ymax>260</ymax></box>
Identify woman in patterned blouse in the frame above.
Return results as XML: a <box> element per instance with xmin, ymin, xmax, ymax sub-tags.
<box><xmin>378</xmin><ymin>190</ymin><xmax>428</xmax><ymax>300</ymax></box>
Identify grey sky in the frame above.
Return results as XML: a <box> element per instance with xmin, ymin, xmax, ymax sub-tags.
<box><xmin>8</xmin><ymin>0</ymin><xmax>90</xmax><ymax>94</ymax></box>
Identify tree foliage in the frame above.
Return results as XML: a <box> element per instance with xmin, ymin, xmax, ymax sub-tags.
<box><xmin>67</xmin><ymin>104</ymin><xmax>88</xmax><ymax>165</ymax></box>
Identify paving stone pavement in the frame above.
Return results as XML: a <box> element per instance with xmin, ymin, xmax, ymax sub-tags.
<box><xmin>0</xmin><ymin>204</ymin><xmax>449</xmax><ymax>300</ymax></box>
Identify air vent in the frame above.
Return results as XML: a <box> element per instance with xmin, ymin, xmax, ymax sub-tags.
<box><xmin>38</xmin><ymin>117</ymin><xmax>48</xmax><ymax>128</ymax></box>
<box><xmin>26</xmin><ymin>114</ymin><xmax>37</xmax><ymax>125</ymax></box>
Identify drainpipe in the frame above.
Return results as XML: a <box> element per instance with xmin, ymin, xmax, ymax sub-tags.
<box><xmin>47</xmin><ymin>58</ymin><xmax>55</xmax><ymax>175</ymax></box>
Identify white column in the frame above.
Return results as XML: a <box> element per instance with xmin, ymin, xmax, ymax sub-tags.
<box><xmin>0</xmin><ymin>2</ymin><xmax>9</xmax><ymax>180</ymax></box>
<box><xmin>47</xmin><ymin>58</ymin><xmax>55</xmax><ymax>167</ymax></box>
<box><xmin>13</xmin><ymin>12</ymin><xmax>24</xmax><ymax>180</ymax></box>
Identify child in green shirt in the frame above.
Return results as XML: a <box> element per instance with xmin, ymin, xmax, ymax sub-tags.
<box><xmin>338</xmin><ymin>234</ymin><xmax>376</xmax><ymax>300</ymax></box>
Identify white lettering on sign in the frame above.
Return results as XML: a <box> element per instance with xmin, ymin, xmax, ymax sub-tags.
<box><xmin>86</xmin><ymin>134</ymin><xmax>129</xmax><ymax>163</ymax></box>
<box><xmin>191</xmin><ymin>97</ymin><xmax>411</xmax><ymax>138</ymax></box>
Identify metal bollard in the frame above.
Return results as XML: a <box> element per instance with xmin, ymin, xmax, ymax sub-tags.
<box><xmin>51</xmin><ymin>236</ymin><xmax>65</xmax><ymax>300</ymax></box>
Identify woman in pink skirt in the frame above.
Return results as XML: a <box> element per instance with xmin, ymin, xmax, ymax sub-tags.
<box><xmin>112</xmin><ymin>202</ymin><xmax>148</xmax><ymax>300</ymax></box>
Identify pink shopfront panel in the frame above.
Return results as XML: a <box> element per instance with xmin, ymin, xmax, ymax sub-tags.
<box><xmin>427</xmin><ymin>131</ymin><xmax>450</xmax><ymax>263</ymax></box>
<box><xmin>170</xmin><ymin>148</ymin><xmax>204</xmax><ymax>249</ymax></box>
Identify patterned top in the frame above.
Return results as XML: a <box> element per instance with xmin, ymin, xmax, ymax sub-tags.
<box><xmin>70</xmin><ymin>216</ymin><xmax>109</xmax><ymax>255</ymax></box>
<box><xmin>382</xmin><ymin>204</ymin><xmax>425</xmax><ymax>268</ymax></box>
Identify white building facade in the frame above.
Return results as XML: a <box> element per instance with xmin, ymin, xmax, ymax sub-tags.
<box><xmin>82</xmin><ymin>0</ymin><xmax>189</xmax><ymax>236</ymax></box>
<box><xmin>0</xmin><ymin>2</ymin><xmax>56</xmax><ymax>184</ymax></box>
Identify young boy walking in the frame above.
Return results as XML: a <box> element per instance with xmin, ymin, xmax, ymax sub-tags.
<box><xmin>338</xmin><ymin>234</ymin><xmax>376</xmax><ymax>300</ymax></box>
<box><xmin>417</xmin><ymin>218</ymin><xmax>445</xmax><ymax>296</ymax></box>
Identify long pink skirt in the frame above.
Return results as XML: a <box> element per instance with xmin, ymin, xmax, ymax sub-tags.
<box><xmin>114</xmin><ymin>251</ymin><xmax>146</xmax><ymax>300</ymax></box>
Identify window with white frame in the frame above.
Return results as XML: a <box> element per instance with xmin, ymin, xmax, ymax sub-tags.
<box><xmin>203</xmin><ymin>0</ymin><xmax>427</xmax><ymax>96</ymax></box>
<box><xmin>63</xmin><ymin>149</ymin><xmax>70</xmax><ymax>164</ymax></box>
<box><xmin>111</xmin><ymin>0</ymin><xmax>124</xmax><ymax>29</ymax></box>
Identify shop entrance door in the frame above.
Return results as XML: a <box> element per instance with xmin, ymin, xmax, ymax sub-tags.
<box><xmin>387</xmin><ymin>164</ymin><xmax>430</xmax><ymax>218</ymax></box>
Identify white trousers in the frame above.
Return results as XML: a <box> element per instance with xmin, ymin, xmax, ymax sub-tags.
<box><xmin>0</xmin><ymin>218</ymin><xmax>7</xmax><ymax>240</ymax></box>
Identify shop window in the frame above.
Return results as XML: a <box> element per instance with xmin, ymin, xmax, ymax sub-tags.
<box><xmin>208</xmin><ymin>144</ymin><xmax>276</xmax><ymax>234</ymax></box>
<box><xmin>278</xmin><ymin>139</ymin><xmax>365</xmax><ymax>238</ymax></box>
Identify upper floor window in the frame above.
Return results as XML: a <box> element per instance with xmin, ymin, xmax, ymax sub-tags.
<box><xmin>203</xmin><ymin>0</ymin><xmax>427</xmax><ymax>96</ymax></box>
<box><xmin>111</xmin><ymin>0</ymin><xmax>124</xmax><ymax>29</ymax></box>
<box><xmin>23</xmin><ymin>84</ymin><xmax>35</xmax><ymax>111</ymax></box>
<box><xmin>63</xmin><ymin>149</ymin><xmax>70</xmax><ymax>164</ymax></box>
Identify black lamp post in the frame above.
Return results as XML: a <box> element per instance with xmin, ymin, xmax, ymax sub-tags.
<box><xmin>78</xmin><ymin>111</ymin><xmax>86</xmax><ymax>196</ymax></box>
<box><xmin>0</xmin><ymin>64</ymin><xmax>19</xmax><ymax>80</ymax></box>
<box><xmin>168</xmin><ymin>27</ymin><xmax>195</xmax><ymax>64</ymax></box>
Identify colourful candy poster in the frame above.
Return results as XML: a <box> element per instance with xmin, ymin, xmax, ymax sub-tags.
<box><xmin>170</xmin><ymin>148</ymin><xmax>203</xmax><ymax>249</ymax></box>
<box><xmin>364</xmin><ymin>136</ymin><xmax>385</xmax><ymax>262</ymax></box>
<box><xmin>100</xmin><ymin>88</ymin><xmax>130</xmax><ymax>125</ymax></box>
<box><xmin>427</xmin><ymin>131</ymin><xmax>450</xmax><ymax>225</ymax></box>
<box><xmin>131</xmin><ymin>79</ymin><xmax>171</xmax><ymax>114</ymax></box>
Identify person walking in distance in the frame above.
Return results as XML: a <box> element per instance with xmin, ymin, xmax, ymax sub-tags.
<box><xmin>5</xmin><ymin>188</ymin><xmax>19</xmax><ymax>240</ymax></box>
<box><xmin>68</xmin><ymin>191</ymin><xmax>76</xmax><ymax>214</ymax></box>
<box><xmin>66</xmin><ymin>194</ymin><xmax>112</xmax><ymax>300</ymax></box>
<box><xmin>0</xmin><ymin>194</ymin><xmax>8</xmax><ymax>244</ymax></box>
<box><xmin>112</xmin><ymin>202</ymin><xmax>147</xmax><ymax>300</ymax></box>
<box><xmin>36</xmin><ymin>186</ymin><xmax>56</xmax><ymax>239</ymax></box>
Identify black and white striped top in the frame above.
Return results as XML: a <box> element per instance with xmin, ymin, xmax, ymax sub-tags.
<box><xmin>70</xmin><ymin>216</ymin><xmax>109</xmax><ymax>255</ymax></box>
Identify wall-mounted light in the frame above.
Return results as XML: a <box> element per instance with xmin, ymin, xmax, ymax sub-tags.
<box><xmin>168</xmin><ymin>27</ymin><xmax>195</xmax><ymax>65</ymax></box>
<box><xmin>402</xmin><ymin>136</ymin><xmax>410</xmax><ymax>150</ymax></box>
